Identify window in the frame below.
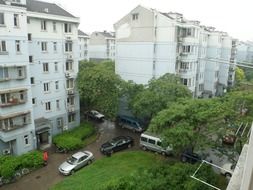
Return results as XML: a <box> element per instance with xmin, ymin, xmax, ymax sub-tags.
<box><xmin>54</xmin><ymin>62</ymin><xmax>58</xmax><ymax>72</ymax></box>
<box><xmin>65</xmin><ymin>42</ymin><xmax>72</xmax><ymax>52</ymax></box>
<box><xmin>64</xmin><ymin>23</ymin><xmax>72</xmax><ymax>33</ymax></box>
<box><xmin>0</xmin><ymin>13</ymin><xmax>4</xmax><ymax>25</ymax></box>
<box><xmin>56</xmin><ymin>100</ymin><xmax>60</xmax><ymax>110</ymax></box>
<box><xmin>41</xmin><ymin>20</ymin><xmax>47</xmax><ymax>31</ymax></box>
<box><xmin>181</xmin><ymin>78</ymin><xmax>188</xmax><ymax>86</ymax></box>
<box><xmin>53</xmin><ymin>22</ymin><xmax>57</xmax><ymax>32</ymax></box>
<box><xmin>53</xmin><ymin>42</ymin><xmax>57</xmax><ymax>52</ymax></box>
<box><xmin>14</xmin><ymin>14</ymin><xmax>19</xmax><ymax>27</ymax></box>
<box><xmin>199</xmin><ymin>84</ymin><xmax>204</xmax><ymax>91</ymax></box>
<box><xmin>32</xmin><ymin>98</ymin><xmax>36</xmax><ymax>105</ymax></box>
<box><xmin>43</xmin><ymin>82</ymin><xmax>49</xmax><ymax>92</ymax></box>
<box><xmin>55</xmin><ymin>81</ymin><xmax>59</xmax><ymax>90</ymax></box>
<box><xmin>29</xmin><ymin>56</ymin><xmax>33</xmax><ymax>63</ymax></box>
<box><xmin>0</xmin><ymin>67</ymin><xmax>9</xmax><ymax>80</ymax></box>
<box><xmin>140</xmin><ymin>137</ymin><xmax>147</xmax><ymax>142</ymax></box>
<box><xmin>28</xmin><ymin>33</ymin><xmax>32</xmax><ymax>41</ymax></box>
<box><xmin>68</xmin><ymin>113</ymin><xmax>75</xmax><ymax>123</ymax></box>
<box><xmin>148</xmin><ymin>139</ymin><xmax>155</xmax><ymax>145</ymax></box>
<box><xmin>43</xmin><ymin>63</ymin><xmax>49</xmax><ymax>72</ymax></box>
<box><xmin>27</xmin><ymin>18</ymin><xmax>30</xmax><ymax>24</ymax></box>
<box><xmin>66</xmin><ymin>79</ymin><xmax>74</xmax><ymax>89</ymax></box>
<box><xmin>15</xmin><ymin>40</ymin><xmax>21</xmax><ymax>53</ymax></box>
<box><xmin>132</xmin><ymin>13</ymin><xmax>139</xmax><ymax>20</ymax></box>
<box><xmin>215</xmin><ymin>71</ymin><xmax>219</xmax><ymax>78</ymax></box>
<box><xmin>66</xmin><ymin>61</ymin><xmax>73</xmax><ymax>71</ymax></box>
<box><xmin>45</xmin><ymin>102</ymin><xmax>51</xmax><ymax>111</ymax></box>
<box><xmin>67</xmin><ymin>96</ymin><xmax>74</xmax><ymax>105</ymax></box>
<box><xmin>57</xmin><ymin>117</ymin><xmax>63</xmax><ymax>128</ymax></box>
<box><xmin>17</xmin><ymin>67</ymin><xmax>23</xmax><ymax>77</ymax></box>
<box><xmin>24</xmin><ymin>135</ymin><xmax>29</xmax><ymax>145</ymax></box>
<box><xmin>182</xmin><ymin>45</ymin><xmax>192</xmax><ymax>53</ymax></box>
<box><xmin>30</xmin><ymin>77</ymin><xmax>34</xmax><ymax>84</ymax></box>
<box><xmin>41</xmin><ymin>42</ymin><xmax>47</xmax><ymax>52</ymax></box>
<box><xmin>0</xmin><ymin>41</ymin><xmax>7</xmax><ymax>52</ymax></box>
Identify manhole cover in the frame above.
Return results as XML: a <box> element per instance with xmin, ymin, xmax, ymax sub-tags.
<box><xmin>35</xmin><ymin>176</ymin><xmax>41</xmax><ymax>179</ymax></box>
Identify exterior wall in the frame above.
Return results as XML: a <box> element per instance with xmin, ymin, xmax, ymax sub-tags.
<box><xmin>78</xmin><ymin>36</ymin><xmax>89</xmax><ymax>61</ymax></box>
<box><xmin>0</xmin><ymin>2</ymin><xmax>80</xmax><ymax>155</ymax></box>
<box><xmin>89</xmin><ymin>32</ymin><xmax>115</xmax><ymax>61</ymax></box>
<box><xmin>0</xmin><ymin>4</ymin><xmax>35</xmax><ymax>155</ymax></box>
<box><xmin>27</xmin><ymin>16</ymin><xmax>80</xmax><ymax>136</ymax></box>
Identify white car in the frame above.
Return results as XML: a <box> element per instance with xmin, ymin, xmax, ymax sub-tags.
<box><xmin>58</xmin><ymin>151</ymin><xmax>94</xmax><ymax>175</ymax></box>
<box><xmin>87</xmin><ymin>110</ymin><xmax>105</xmax><ymax>121</ymax></box>
<box><xmin>220</xmin><ymin>162</ymin><xmax>235</xmax><ymax>178</ymax></box>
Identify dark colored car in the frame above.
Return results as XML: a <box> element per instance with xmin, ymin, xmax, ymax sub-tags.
<box><xmin>116</xmin><ymin>115</ymin><xmax>145</xmax><ymax>132</ymax></box>
<box><xmin>86</xmin><ymin>110</ymin><xmax>105</xmax><ymax>121</ymax></box>
<box><xmin>100</xmin><ymin>136</ymin><xmax>134</xmax><ymax>155</ymax></box>
<box><xmin>181</xmin><ymin>150</ymin><xmax>202</xmax><ymax>164</ymax></box>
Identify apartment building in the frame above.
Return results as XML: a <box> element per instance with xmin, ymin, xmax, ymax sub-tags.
<box><xmin>78</xmin><ymin>29</ymin><xmax>89</xmax><ymax>61</ymax></box>
<box><xmin>0</xmin><ymin>0</ymin><xmax>80</xmax><ymax>155</ymax></box>
<box><xmin>114</xmin><ymin>5</ymin><xmax>236</xmax><ymax>97</ymax></box>
<box><xmin>237</xmin><ymin>41</ymin><xmax>253</xmax><ymax>63</ymax></box>
<box><xmin>89</xmin><ymin>31</ymin><xmax>115</xmax><ymax>61</ymax></box>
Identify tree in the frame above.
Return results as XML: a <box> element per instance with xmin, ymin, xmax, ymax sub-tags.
<box><xmin>129</xmin><ymin>73</ymin><xmax>191</xmax><ymax>121</ymax></box>
<box><xmin>235</xmin><ymin>66</ymin><xmax>245</xmax><ymax>83</ymax></box>
<box><xmin>77</xmin><ymin>61</ymin><xmax>123</xmax><ymax>118</ymax></box>
<box><xmin>102</xmin><ymin>163</ymin><xmax>219</xmax><ymax>190</ymax></box>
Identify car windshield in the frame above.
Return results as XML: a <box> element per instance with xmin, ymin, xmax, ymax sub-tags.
<box><xmin>110</xmin><ymin>138</ymin><xmax>120</xmax><ymax>145</ymax></box>
<box><xmin>67</xmin><ymin>156</ymin><xmax>78</xmax><ymax>165</ymax></box>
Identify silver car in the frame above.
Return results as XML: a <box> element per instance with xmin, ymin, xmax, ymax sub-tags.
<box><xmin>58</xmin><ymin>151</ymin><xmax>94</xmax><ymax>175</ymax></box>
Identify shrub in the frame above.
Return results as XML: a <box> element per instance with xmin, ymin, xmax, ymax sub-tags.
<box><xmin>53</xmin><ymin>122</ymin><xmax>95</xmax><ymax>151</ymax></box>
<box><xmin>0</xmin><ymin>151</ymin><xmax>43</xmax><ymax>179</ymax></box>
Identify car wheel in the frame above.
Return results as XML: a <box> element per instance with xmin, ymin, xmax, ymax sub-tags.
<box><xmin>161</xmin><ymin>151</ymin><xmax>166</xmax><ymax>156</ymax></box>
<box><xmin>128</xmin><ymin>144</ymin><xmax>132</xmax><ymax>148</ymax></box>
<box><xmin>181</xmin><ymin>156</ymin><xmax>187</xmax><ymax>163</ymax></box>
<box><xmin>87</xmin><ymin>160</ymin><xmax>92</xmax><ymax>165</ymax></box>
<box><xmin>142</xmin><ymin>146</ymin><xmax>147</xmax><ymax>151</ymax></box>
<box><xmin>71</xmin><ymin>170</ymin><xmax>75</xmax><ymax>175</ymax></box>
<box><xmin>225</xmin><ymin>172</ymin><xmax>232</xmax><ymax>178</ymax></box>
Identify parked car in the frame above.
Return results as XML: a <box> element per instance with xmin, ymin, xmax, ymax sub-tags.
<box><xmin>181</xmin><ymin>149</ymin><xmax>202</xmax><ymax>164</ymax></box>
<box><xmin>58</xmin><ymin>151</ymin><xmax>94</xmax><ymax>175</ymax></box>
<box><xmin>100</xmin><ymin>136</ymin><xmax>134</xmax><ymax>155</ymax></box>
<box><xmin>116</xmin><ymin>115</ymin><xmax>145</xmax><ymax>132</ymax></box>
<box><xmin>220</xmin><ymin>162</ymin><xmax>235</xmax><ymax>178</ymax></box>
<box><xmin>140</xmin><ymin>132</ymin><xmax>173</xmax><ymax>156</ymax></box>
<box><xmin>86</xmin><ymin>110</ymin><xmax>105</xmax><ymax>121</ymax></box>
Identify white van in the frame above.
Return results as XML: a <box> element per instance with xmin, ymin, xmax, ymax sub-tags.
<box><xmin>140</xmin><ymin>132</ymin><xmax>173</xmax><ymax>156</ymax></box>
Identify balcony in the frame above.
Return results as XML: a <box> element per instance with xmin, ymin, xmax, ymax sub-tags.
<box><xmin>67</xmin><ymin>88</ymin><xmax>75</xmax><ymax>95</ymax></box>
<box><xmin>0</xmin><ymin>88</ymin><xmax>28</xmax><ymax>107</ymax></box>
<box><xmin>0</xmin><ymin>111</ymin><xmax>31</xmax><ymax>132</ymax></box>
<box><xmin>0</xmin><ymin>66</ymin><xmax>26</xmax><ymax>82</ymax></box>
<box><xmin>67</xmin><ymin>104</ymin><xmax>75</xmax><ymax>113</ymax></box>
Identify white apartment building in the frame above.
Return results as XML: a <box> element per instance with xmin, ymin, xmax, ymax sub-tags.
<box><xmin>0</xmin><ymin>0</ymin><xmax>80</xmax><ymax>155</ymax></box>
<box><xmin>78</xmin><ymin>29</ymin><xmax>89</xmax><ymax>61</ymax></box>
<box><xmin>114</xmin><ymin>5</ymin><xmax>236</xmax><ymax>97</ymax></box>
<box><xmin>89</xmin><ymin>31</ymin><xmax>115</xmax><ymax>61</ymax></box>
<box><xmin>237</xmin><ymin>41</ymin><xmax>253</xmax><ymax>63</ymax></box>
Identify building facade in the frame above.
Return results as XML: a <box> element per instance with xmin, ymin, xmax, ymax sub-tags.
<box><xmin>78</xmin><ymin>29</ymin><xmax>89</xmax><ymax>61</ymax></box>
<box><xmin>0</xmin><ymin>0</ymin><xmax>80</xmax><ymax>155</ymax></box>
<box><xmin>89</xmin><ymin>31</ymin><xmax>115</xmax><ymax>61</ymax></box>
<box><xmin>236</xmin><ymin>41</ymin><xmax>253</xmax><ymax>64</ymax></box>
<box><xmin>114</xmin><ymin>5</ymin><xmax>236</xmax><ymax>97</ymax></box>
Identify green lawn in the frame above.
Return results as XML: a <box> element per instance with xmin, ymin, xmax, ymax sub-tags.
<box><xmin>52</xmin><ymin>151</ymin><xmax>165</xmax><ymax>190</ymax></box>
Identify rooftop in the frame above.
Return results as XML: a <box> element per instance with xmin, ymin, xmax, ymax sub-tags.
<box><xmin>78</xmin><ymin>30</ymin><xmax>89</xmax><ymax>37</ymax></box>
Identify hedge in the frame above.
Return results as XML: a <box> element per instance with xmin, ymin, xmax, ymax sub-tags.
<box><xmin>53</xmin><ymin>122</ymin><xmax>95</xmax><ymax>151</ymax></box>
<box><xmin>0</xmin><ymin>151</ymin><xmax>43</xmax><ymax>179</ymax></box>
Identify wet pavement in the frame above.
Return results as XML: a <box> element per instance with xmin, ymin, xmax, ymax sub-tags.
<box><xmin>1</xmin><ymin>120</ymin><xmax>141</xmax><ymax>190</ymax></box>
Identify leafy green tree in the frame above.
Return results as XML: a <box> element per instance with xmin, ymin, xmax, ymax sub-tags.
<box><xmin>77</xmin><ymin>61</ymin><xmax>123</xmax><ymax>118</ymax></box>
<box><xmin>129</xmin><ymin>74</ymin><xmax>191</xmax><ymax>121</ymax></box>
<box><xmin>235</xmin><ymin>66</ymin><xmax>245</xmax><ymax>83</ymax></box>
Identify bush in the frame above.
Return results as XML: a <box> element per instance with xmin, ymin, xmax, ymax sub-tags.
<box><xmin>0</xmin><ymin>151</ymin><xmax>43</xmax><ymax>179</ymax></box>
<box><xmin>53</xmin><ymin>122</ymin><xmax>95</xmax><ymax>151</ymax></box>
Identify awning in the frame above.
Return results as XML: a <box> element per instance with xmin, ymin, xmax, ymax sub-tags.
<box><xmin>36</xmin><ymin>127</ymin><xmax>50</xmax><ymax>135</ymax></box>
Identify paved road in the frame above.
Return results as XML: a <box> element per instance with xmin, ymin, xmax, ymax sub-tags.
<box><xmin>1</xmin><ymin>120</ymin><xmax>140</xmax><ymax>190</ymax></box>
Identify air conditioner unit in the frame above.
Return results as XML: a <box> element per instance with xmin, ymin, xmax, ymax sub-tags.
<box><xmin>65</xmin><ymin>73</ymin><xmax>70</xmax><ymax>77</ymax></box>
<box><xmin>2</xmin><ymin>148</ymin><xmax>11</xmax><ymax>155</ymax></box>
<box><xmin>66</xmin><ymin>37</ymin><xmax>72</xmax><ymax>40</ymax></box>
<box><xmin>63</xmin><ymin>126</ymin><xmax>68</xmax><ymax>131</ymax></box>
<box><xmin>68</xmin><ymin>107</ymin><xmax>75</xmax><ymax>112</ymax></box>
<box><xmin>67</xmin><ymin>89</ymin><xmax>74</xmax><ymax>94</ymax></box>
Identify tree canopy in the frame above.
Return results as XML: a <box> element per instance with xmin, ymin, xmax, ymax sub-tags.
<box><xmin>77</xmin><ymin>61</ymin><xmax>123</xmax><ymax>118</ymax></box>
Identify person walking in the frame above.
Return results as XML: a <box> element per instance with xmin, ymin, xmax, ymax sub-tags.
<box><xmin>43</xmin><ymin>151</ymin><xmax>48</xmax><ymax>166</ymax></box>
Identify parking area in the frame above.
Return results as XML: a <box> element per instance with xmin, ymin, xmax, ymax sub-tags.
<box><xmin>1</xmin><ymin>120</ymin><xmax>141</xmax><ymax>190</ymax></box>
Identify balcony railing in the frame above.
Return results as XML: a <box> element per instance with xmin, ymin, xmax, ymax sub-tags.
<box><xmin>0</xmin><ymin>66</ymin><xmax>26</xmax><ymax>82</ymax></box>
<box><xmin>0</xmin><ymin>111</ymin><xmax>31</xmax><ymax>132</ymax></box>
<box><xmin>0</xmin><ymin>89</ymin><xmax>28</xmax><ymax>107</ymax></box>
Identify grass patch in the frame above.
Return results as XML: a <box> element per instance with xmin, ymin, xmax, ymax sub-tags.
<box><xmin>53</xmin><ymin>122</ymin><xmax>96</xmax><ymax>151</ymax></box>
<box><xmin>52</xmin><ymin>151</ymin><xmax>164</xmax><ymax>190</ymax></box>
